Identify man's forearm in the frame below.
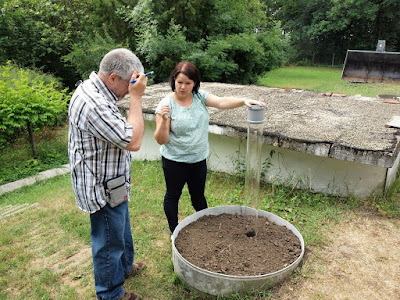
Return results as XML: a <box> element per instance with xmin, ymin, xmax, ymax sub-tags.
<box><xmin>125</xmin><ymin>95</ymin><xmax>144</xmax><ymax>151</ymax></box>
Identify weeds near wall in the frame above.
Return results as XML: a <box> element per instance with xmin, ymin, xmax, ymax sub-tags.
<box><xmin>231</xmin><ymin>149</ymin><xmax>275</xmax><ymax>180</ymax></box>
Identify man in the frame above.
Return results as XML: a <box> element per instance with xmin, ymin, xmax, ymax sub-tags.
<box><xmin>68</xmin><ymin>48</ymin><xmax>147</xmax><ymax>300</ymax></box>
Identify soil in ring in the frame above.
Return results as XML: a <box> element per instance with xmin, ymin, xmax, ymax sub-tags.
<box><xmin>174</xmin><ymin>213</ymin><xmax>302</xmax><ymax>276</ymax></box>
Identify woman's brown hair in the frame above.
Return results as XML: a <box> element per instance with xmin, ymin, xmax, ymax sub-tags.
<box><xmin>169</xmin><ymin>61</ymin><xmax>201</xmax><ymax>94</ymax></box>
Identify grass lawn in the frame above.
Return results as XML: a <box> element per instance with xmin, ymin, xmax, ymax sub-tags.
<box><xmin>258</xmin><ymin>66</ymin><xmax>400</xmax><ymax>97</ymax></box>
<box><xmin>1</xmin><ymin>159</ymin><xmax>398</xmax><ymax>299</ymax></box>
<box><xmin>0</xmin><ymin>159</ymin><xmax>372</xmax><ymax>300</ymax></box>
<box><xmin>0</xmin><ymin>125</ymin><xmax>69</xmax><ymax>185</ymax></box>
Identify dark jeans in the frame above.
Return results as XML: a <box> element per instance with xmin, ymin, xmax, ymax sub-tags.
<box><xmin>162</xmin><ymin>156</ymin><xmax>208</xmax><ymax>233</ymax></box>
<box><xmin>90</xmin><ymin>201</ymin><xmax>134</xmax><ymax>300</ymax></box>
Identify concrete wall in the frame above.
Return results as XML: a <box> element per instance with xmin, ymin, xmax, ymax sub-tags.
<box><xmin>132</xmin><ymin>118</ymin><xmax>391</xmax><ymax>199</ymax></box>
<box><xmin>385</xmin><ymin>148</ymin><xmax>400</xmax><ymax>192</ymax></box>
<box><xmin>131</xmin><ymin>118</ymin><xmax>160</xmax><ymax>161</ymax></box>
<box><xmin>207</xmin><ymin>132</ymin><xmax>387</xmax><ymax>199</ymax></box>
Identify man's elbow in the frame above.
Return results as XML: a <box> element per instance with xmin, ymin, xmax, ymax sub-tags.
<box><xmin>124</xmin><ymin>138</ymin><xmax>142</xmax><ymax>152</ymax></box>
<box><xmin>125</xmin><ymin>144</ymin><xmax>141</xmax><ymax>152</ymax></box>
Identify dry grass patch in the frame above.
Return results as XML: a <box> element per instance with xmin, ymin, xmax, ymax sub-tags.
<box><xmin>1</xmin><ymin>164</ymin><xmax>400</xmax><ymax>299</ymax></box>
<box><xmin>271</xmin><ymin>211</ymin><xmax>400</xmax><ymax>300</ymax></box>
<box><xmin>0</xmin><ymin>180</ymin><xmax>95</xmax><ymax>300</ymax></box>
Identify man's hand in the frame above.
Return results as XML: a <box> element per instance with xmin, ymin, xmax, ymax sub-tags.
<box><xmin>129</xmin><ymin>72</ymin><xmax>148</xmax><ymax>99</ymax></box>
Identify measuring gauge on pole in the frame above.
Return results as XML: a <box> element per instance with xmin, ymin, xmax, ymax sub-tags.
<box><xmin>244</xmin><ymin>105</ymin><xmax>265</xmax><ymax>237</ymax></box>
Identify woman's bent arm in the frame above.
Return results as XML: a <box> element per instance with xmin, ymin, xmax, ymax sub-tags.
<box><xmin>154</xmin><ymin>113</ymin><xmax>171</xmax><ymax>145</ymax></box>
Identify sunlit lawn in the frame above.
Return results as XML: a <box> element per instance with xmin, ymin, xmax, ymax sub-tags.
<box><xmin>0</xmin><ymin>159</ymin><xmax>378</xmax><ymax>300</ymax></box>
<box><xmin>258</xmin><ymin>66</ymin><xmax>400</xmax><ymax>97</ymax></box>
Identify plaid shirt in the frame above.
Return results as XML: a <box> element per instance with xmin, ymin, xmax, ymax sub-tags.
<box><xmin>68</xmin><ymin>72</ymin><xmax>133</xmax><ymax>213</ymax></box>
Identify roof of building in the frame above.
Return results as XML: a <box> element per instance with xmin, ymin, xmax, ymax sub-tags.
<box><xmin>118</xmin><ymin>82</ymin><xmax>400</xmax><ymax>168</ymax></box>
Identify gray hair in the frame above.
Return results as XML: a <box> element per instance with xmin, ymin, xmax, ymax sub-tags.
<box><xmin>99</xmin><ymin>48</ymin><xmax>144</xmax><ymax>80</ymax></box>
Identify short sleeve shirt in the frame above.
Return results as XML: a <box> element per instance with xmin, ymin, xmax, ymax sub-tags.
<box><xmin>155</xmin><ymin>90</ymin><xmax>210</xmax><ymax>163</ymax></box>
<box><xmin>68</xmin><ymin>72</ymin><xmax>133</xmax><ymax>213</ymax></box>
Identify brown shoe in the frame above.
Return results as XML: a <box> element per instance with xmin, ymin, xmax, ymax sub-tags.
<box><xmin>125</xmin><ymin>262</ymin><xmax>146</xmax><ymax>279</ymax></box>
<box><xmin>118</xmin><ymin>291</ymin><xmax>142</xmax><ymax>300</ymax></box>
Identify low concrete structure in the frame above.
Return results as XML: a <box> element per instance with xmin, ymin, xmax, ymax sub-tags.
<box><xmin>118</xmin><ymin>82</ymin><xmax>400</xmax><ymax>199</ymax></box>
<box><xmin>0</xmin><ymin>164</ymin><xmax>70</xmax><ymax>196</ymax></box>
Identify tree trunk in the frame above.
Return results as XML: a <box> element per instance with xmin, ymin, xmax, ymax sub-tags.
<box><xmin>27</xmin><ymin>121</ymin><xmax>37</xmax><ymax>158</ymax></box>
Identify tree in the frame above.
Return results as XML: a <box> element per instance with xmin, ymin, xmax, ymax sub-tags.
<box><xmin>89</xmin><ymin>0</ymin><xmax>140</xmax><ymax>49</ymax></box>
<box><xmin>269</xmin><ymin>0</ymin><xmax>400</xmax><ymax>65</ymax></box>
<box><xmin>63</xmin><ymin>32</ymin><xmax>125</xmax><ymax>80</ymax></box>
<box><xmin>1</xmin><ymin>0</ymin><xmax>286</xmax><ymax>86</ymax></box>
<box><xmin>0</xmin><ymin>63</ymin><xmax>69</xmax><ymax>156</ymax></box>
<box><xmin>0</xmin><ymin>0</ymin><xmax>130</xmax><ymax>89</ymax></box>
<box><xmin>122</xmin><ymin>0</ymin><xmax>284</xmax><ymax>83</ymax></box>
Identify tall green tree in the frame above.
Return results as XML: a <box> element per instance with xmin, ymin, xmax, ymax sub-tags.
<box><xmin>268</xmin><ymin>0</ymin><xmax>400</xmax><ymax>65</ymax></box>
<box><xmin>1</xmin><ymin>0</ymin><xmax>286</xmax><ymax>86</ymax></box>
<box><xmin>122</xmin><ymin>0</ymin><xmax>284</xmax><ymax>83</ymax></box>
<box><xmin>150</xmin><ymin>0</ymin><xmax>267</xmax><ymax>41</ymax></box>
<box><xmin>0</xmin><ymin>0</ymin><xmax>134</xmax><ymax>88</ymax></box>
<box><xmin>0</xmin><ymin>0</ymin><xmax>96</xmax><ymax>88</ymax></box>
<box><xmin>90</xmin><ymin>0</ymin><xmax>140</xmax><ymax>48</ymax></box>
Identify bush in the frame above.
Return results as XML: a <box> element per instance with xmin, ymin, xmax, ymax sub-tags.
<box><xmin>137</xmin><ymin>20</ymin><xmax>195</xmax><ymax>82</ymax></box>
<box><xmin>186</xmin><ymin>31</ymin><xmax>284</xmax><ymax>84</ymax></box>
<box><xmin>63</xmin><ymin>32</ymin><xmax>125</xmax><ymax>81</ymax></box>
<box><xmin>127</xmin><ymin>0</ymin><xmax>286</xmax><ymax>83</ymax></box>
<box><xmin>0</xmin><ymin>62</ymin><xmax>70</xmax><ymax>155</ymax></box>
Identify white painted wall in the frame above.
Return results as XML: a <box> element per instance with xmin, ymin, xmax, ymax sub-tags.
<box><xmin>131</xmin><ymin>118</ymin><xmax>391</xmax><ymax>199</ymax></box>
<box><xmin>385</xmin><ymin>147</ymin><xmax>400</xmax><ymax>192</ymax></box>
<box><xmin>131</xmin><ymin>119</ymin><xmax>160</xmax><ymax>161</ymax></box>
<box><xmin>207</xmin><ymin>132</ymin><xmax>387</xmax><ymax>199</ymax></box>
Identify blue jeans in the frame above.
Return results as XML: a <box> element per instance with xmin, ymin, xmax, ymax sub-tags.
<box><xmin>90</xmin><ymin>201</ymin><xmax>134</xmax><ymax>300</ymax></box>
<box><xmin>162</xmin><ymin>156</ymin><xmax>208</xmax><ymax>233</ymax></box>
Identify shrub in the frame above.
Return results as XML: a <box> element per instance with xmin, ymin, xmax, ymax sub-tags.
<box><xmin>186</xmin><ymin>32</ymin><xmax>284</xmax><ymax>84</ymax></box>
<box><xmin>63</xmin><ymin>32</ymin><xmax>124</xmax><ymax>81</ymax></box>
<box><xmin>0</xmin><ymin>62</ymin><xmax>70</xmax><ymax>155</ymax></box>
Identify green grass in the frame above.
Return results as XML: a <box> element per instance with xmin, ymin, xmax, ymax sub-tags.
<box><xmin>0</xmin><ymin>160</ymin><xmax>373</xmax><ymax>300</ymax></box>
<box><xmin>258</xmin><ymin>66</ymin><xmax>400</xmax><ymax>97</ymax></box>
<box><xmin>0</xmin><ymin>125</ymin><xmax>69</xmax><ymax>185</ymax></box>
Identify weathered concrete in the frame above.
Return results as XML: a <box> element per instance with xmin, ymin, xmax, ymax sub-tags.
<box><xmin>0</xmin><ymin>164</ymin><xmax>70</xmax><ymax>196</ymax></box>
<box><xmin>118</xmin><ymin>82</ymin><xmax>400</xmax><ymax>199</ymax></box>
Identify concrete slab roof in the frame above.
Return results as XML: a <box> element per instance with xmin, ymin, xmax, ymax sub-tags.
<box><xmin>118</xmin><ymin>82</ymin><xmax>400</xmax><ymax>168</ymax></box>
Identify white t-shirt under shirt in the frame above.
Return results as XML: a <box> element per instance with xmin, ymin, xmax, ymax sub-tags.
<box><xmin>155</xmin><ymin>90</ymin><xmax>210</xmax><ymax>163</ymax></box>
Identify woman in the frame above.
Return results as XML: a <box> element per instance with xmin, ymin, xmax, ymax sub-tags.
<box><xmin>154</xmin><ymin>61</ymin><xmax>265</xmax><ymax>233</ymax></box>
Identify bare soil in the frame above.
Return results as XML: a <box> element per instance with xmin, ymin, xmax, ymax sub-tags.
<box><xmin>174</xmin><ymin>213</ymin><xmax>302</xmax><ymax>276</ymax></box>
<box><xmin>174</xmin><ymin>211</ymin><xmax>400</xmax><ymax>300</ymax></box>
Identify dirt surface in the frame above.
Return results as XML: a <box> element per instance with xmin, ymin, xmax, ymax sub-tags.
<box><xmin>174</xmin><ymin>213</ymin><xmax>302</xmax><ymax>276</ymax></box>
<box><xmin>271</xmin><ymin>211</ymin><xmax>400</xmax><ymax>300</ymax></box>
<box><xmin>3</xmin><ymin>203</ymin><xmax>399</xmax><ymax>299</ymax></box>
